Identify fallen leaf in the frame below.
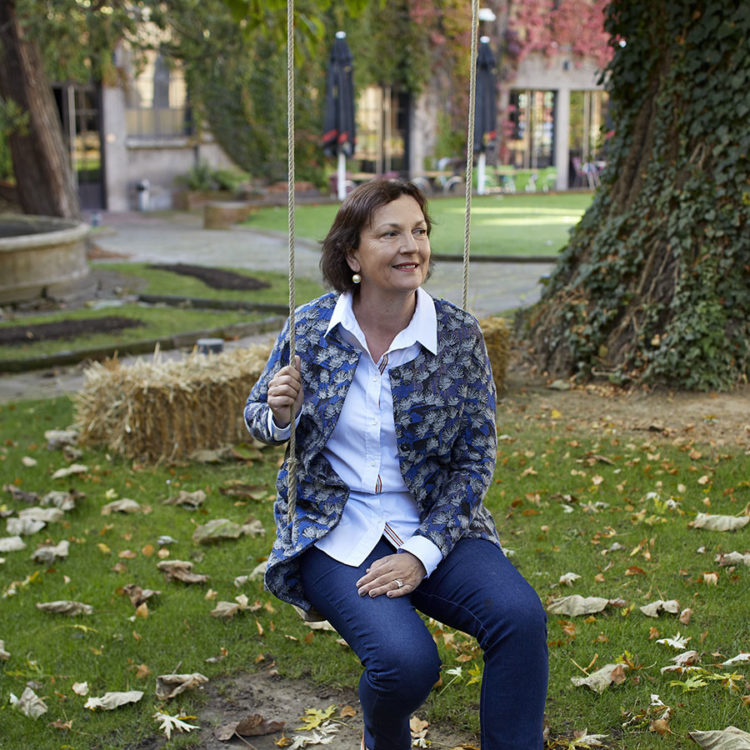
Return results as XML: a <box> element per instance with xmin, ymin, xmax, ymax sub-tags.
<box><xmin>0</xmin><ymin>535</ymin><xmax>26</xmax><ymax>552</ymax></box>
<box><xmin>36</xmin><ymin>600</ymin><xmax>93</xmax><ymax>616</ymax></box>
<box><xmin>192</xmin><ymin>518</ymin><xmax>243</xmax><ymax>544</ymax></box>
<box><xmin>216</xmin><ymin>713</ymin><xmax>286</xmax><ymax>741</ymax></box>
<box><xmin>11</xmin><ymin>687</ymin><xmax>48</xmax><ymax>718</ymax></box>
<box><xmin>0</xmin><ymin>639</ymin><xmax>9</xmax><ymax>660</ymax></box>
<box><xmin>84</xmin><ymin>690</ymin><xmax>144</xmax><ymax>710</ymax></box>
<box><xmin>19</xmin><ymin>507</ymin><xmax>63</xmax><ymax>523</ymax></box>
<box><xmin>155</xmin><ymin>672</ymin><xmax>209</xmax><ymax>700</ymax></box>
<box><xmin>45</xmin><ymin>429</ymin><xmax>78</xmax><ymax>449</ymax></box>
<box><xmin>162</xmin><ymin>489</ymin><xmax>206</xmax><ymax>510</ymax></box>
<box><xmin>296</xmin><ymin>706</ymin><xmax>337</xmax><ymax>732</ymax></box>
<box><xmin>72</xmin><ymin>682</ymin><xmax>89</xmax><ymax>696</ymax></box>
<box><xmin>120</xmin><ymin>584</ymin><xmax>161</xmax><ymax>608</ymax></box>
<box><xmin>22</xmin><ymin>456</ymin><xmax>37</xmax><ymax>467</ymax></box>
<box><xmin>153</xmin><ymin>710</ymin><xmax>199</xmax><ymax>739</ymax></box>
<box><xmin>51</xmin><ymin>463</ymin><xmax>88</xmax><ymax>479</ymax></box>
<box><xmin>640</xmin><ymin>600</ymin><xmax>680</xmax><ymax>618</ymax></box>
<box><xmin>688</xmin><ymin>726</ymin><xmax>750</xmax><ymax>748</ymax></box>
<box><xmin>657</xmin><ymin>632</ymin><xmax>691</xmax><ymax>650</ymax></box>
<box><xmin>691</xmin><ymin>514</ymin><xmax>749</xmax><ymax>532</ymax></box>
<box><xmin>31</xmin><ymin>539</ymin><xmax>70</xmax><ymax>564</ymax></box>
<box><xmin>157</xmin><ymin>560</ymin><xmax>209</xmax><ymax>584</ymax></box>
<box><xmin>219</xmin><ymin>481</ymin><xmax>268</xmax><ymax>501</ymax></box>
<box><xmin>716</xmin><ymin>551</ymin><xmax>750</xmax><ymax>567</ymax></box>
<box><xmin>571</xmin><ymin>663</ymin><xmax>627</xmax><ymax>693</ymax></box>
<box><xmin>547</xmin><ymin>595</ymin><xmax>609</xmax><ymax>616</ymax></box>
<box><xmin>101</xmin><ymin>498</ymin><xmax>141</xmax><ymax>515</ymax></box>
<box><xmin>6</xmin><ymin>517</ymin><xmax>46</xmax><ymax>535</ymax></box>
<box><xmin>721</xmin><ymin>653</ymin><xmax>750</xmax><ymax>667</ymax></box>
<box><xmin>559</xmin><ymin>572</ymin><xmax>581</xmax><ymax>587</ymax></box>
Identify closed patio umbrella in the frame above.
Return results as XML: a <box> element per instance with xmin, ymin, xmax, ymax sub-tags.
<box><xmin>322</xmin><ymin>31</ymin><xmax>356</xmax><ymax>200</ymax></box>
<box><xmin>474</xmin><ymin>36</ymin><xmax>498</xmax><ymax>195</ymax></box>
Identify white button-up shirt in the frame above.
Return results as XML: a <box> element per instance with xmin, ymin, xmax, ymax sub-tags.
<box><xmin>269</xmin><ymin>288</ymin><xmax>443</xmax><ymax>576</ymax></box>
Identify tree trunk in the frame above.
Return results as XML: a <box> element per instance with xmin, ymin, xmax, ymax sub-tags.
<box><xmin>0</xmin><ymin>0</ymin><xmax>80</xmax><ymax>218</ymax></box>
<box><xmin>520</xmin><ymin>0</ymin><xmax>749</xmax><ymax>391</ymax></box>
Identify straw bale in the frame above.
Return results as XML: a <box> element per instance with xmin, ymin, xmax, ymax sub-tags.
<box><xmin>73</xmin><ymin>344</ymin><xmax>271</xmax><ymax>463</ymax></box>
<box><xmin>479</xmin><ymin>316</ymin><xmax>511</xmax><ymax>395</ymax></box>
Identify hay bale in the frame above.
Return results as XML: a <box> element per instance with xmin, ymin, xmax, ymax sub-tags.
<box><xmin>73</xmin><ymin>344</ymin><xmax>272</xmax><ymax>462</ymax></box>
<box><xmin>203</xmin><ymin>201</ymin><xmax>253</xmax><ymax>230</ymax></box>
<box><xmin>479</xmin><ymin>317</ymin><xmax>510</xmax><ymax>395</ymax></box>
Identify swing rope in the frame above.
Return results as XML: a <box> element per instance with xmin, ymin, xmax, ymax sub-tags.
<box><xmin>286</xmin><ymin>0</ymin><xmax>298</xmax><ymax>523</ymax></box>
<box><xmin>462</xmin><ymin>0</ymin><xmax>480</xmax><ymax>311</ymax></box>
<box><xmin>285</xmin><ymin>0</ymin><xmax>481</xmax><ymax>518</ymax></box>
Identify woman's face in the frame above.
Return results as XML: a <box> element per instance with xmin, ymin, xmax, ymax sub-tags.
<box><xmin>347</xmin><ymin>195</ymin><xmax>431</xmax><ymax>298</ymax></box>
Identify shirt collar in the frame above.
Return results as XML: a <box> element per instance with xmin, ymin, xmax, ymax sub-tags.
<box><xmin>325</xmin><ymin>288</ymin><xmax>437</xmax><ymax>355</ymax></box>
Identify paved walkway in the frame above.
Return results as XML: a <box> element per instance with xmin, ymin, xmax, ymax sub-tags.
<box><xmin>0</xmin><ymin>210</ymin><xmax>555</xmax><ymax>403</ymax></box>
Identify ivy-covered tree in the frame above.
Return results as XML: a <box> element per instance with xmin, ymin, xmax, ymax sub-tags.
<box><xmin>521</xmin><ymin>0</ymin><xmax>749</xmax><ymax>391</ymax></box>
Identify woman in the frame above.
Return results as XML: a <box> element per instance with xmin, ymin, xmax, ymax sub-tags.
<box><xmin>244</xmin><ymin>179</ymin><xmax>547</xmax><ymax>749</ymax></box>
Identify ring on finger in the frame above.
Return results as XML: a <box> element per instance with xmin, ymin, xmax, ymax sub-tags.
<box><xmin>394</xmin><ymin>579</ymin><xmax>404</xmax><ymax>589</ymax></box>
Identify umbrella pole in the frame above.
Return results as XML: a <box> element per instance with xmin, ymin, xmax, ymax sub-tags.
<box><xmin>477</xmin><ymin>151</ymin><xmax>486</xmax><ymax>195</ymax></box>
<box><xmin>337</xmin><ymin>151</ymin><xmax>347</xmax><ymax>201</ymax></box>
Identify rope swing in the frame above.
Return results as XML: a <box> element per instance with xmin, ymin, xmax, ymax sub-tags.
<box><xmin>284</xmin><ymin>0</ymin><xmax>481</xmax><ymax>518</ymax></box>
<box><xmin>286</xmin><ymin>0</ymin><xmax>298</xmax><ymax>523</ymax></box>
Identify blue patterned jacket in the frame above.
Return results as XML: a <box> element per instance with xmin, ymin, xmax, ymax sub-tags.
<box><xmin>244</xmin><ymin>291</ymin><xmax>500</xmax><ymax>613</ymax></box>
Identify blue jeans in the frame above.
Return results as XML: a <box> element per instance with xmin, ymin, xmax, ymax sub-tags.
<box><xmin>300</xmin><ymin>538</ymin><xmax>548</xmax><ymax>750</ymax></box>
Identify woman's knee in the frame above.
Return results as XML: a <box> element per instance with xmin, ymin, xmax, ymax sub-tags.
<box><xmin>365</xmin><ymin>637</ymin><xmax>441</xmax><ymax>701</ymax></box>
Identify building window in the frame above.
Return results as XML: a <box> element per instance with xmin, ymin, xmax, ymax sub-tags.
<box><xmin>125</xmin><ymin>50</ymin><xmax>192</xmax><ymax>139</ymax></box>
<box><xmin>507</xmin><ymin>90</ymin><xmax>556</xmax><ymax>169</ymax></box>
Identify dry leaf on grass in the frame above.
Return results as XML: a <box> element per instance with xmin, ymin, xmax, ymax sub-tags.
<box><xmin>162</xmin><ymin>490</ymin><xmax>206</xmax><ymax>509</ymax></box>
<box><xmin>571</xmin><ymin>664</ymin><xmax>627</xmax><ymax>693</ymax></box>
<box><xmin>690</xmin><ymin>514</ymin><xmax>749</xmax><ymax>532</ymax></box>
<box><xmin>153</xmin><ymin>710</ymin><xmax>199</xmax><ymax>739</ymax></box>
<box><xmin>657</xmin><ymin>632</ymin><xmax>691</xmax><ymax>650</ymax></box>
<box><xmin>155</xmin><ymin>672</ymin><xmax>208</xmax><ymax>700</ymax></box>
<box><xmin>19</xmin><ymin>507</ymin><xmax>63</xmax><ymax>523</ymax></box>
<box><xmin>157</xmin><ymin>560</ymin><xmax>209</xmax><ymax>584</ymax></box>
<box><xmin>216</xmin><ymin>713</ymin><xmax>286</xmax><ymax>741</ymax></box>
<box><xmin>45</xmin><ymin>429</ymin><xmax>78</xmax><ymax>449</ymax></box>
<box><xmin>72</xmin><ymin>682</ymin><xmax>89</xmax><ymax>696</ymax></box>
<box><xmin>721</xmin><ymin>653</ymin><xmax>750</xmax><ymax>666</ymax></box>
<box><xmin>640</xmin><ymin>599</ymin><xmax>680</xmax><ymax>617</ymax></box>
<box><xmin>219</xmin><ymin>480</ymin><xmax>268</xmax><ymax>501</ymax></box>
<box><xmin>192</xmin><ymin>518</ymin><xmax>243</xmax><ymax>544</ymax></box>
<box><xmin>3</xmin><ymin>483</ymin><xmax>39</xmax><ymax>503</ymax></box>
<box><xmin>119</xmin><ymin>584</ymin><xmax>161</xmax><ymax>608</ymax></box>
<box><xmin>559</xmin><ymin>572</ymin><xmax>581</xmax><ymax>586</ymax></box>
<box><xmin>210</xmin><ymin>594</ymin><xmax>260</xmax><ymax>619</ymax></box>
<box><xmin>0</xmin><ymin>639</ymin><xmax>9</xmax><ymax>660</ymax></box>
<box><xmin>85</xmin><ymin>690</ymin><xmax>143</xmax><ymax>710</ymax></box>
<box><xmin>0</xmin><ymin>536</ymin><xmax>26</xmax><ymax>552</ymax></box>
<box><xmin>101</xmin><ymin>498</ymin><xmax>141</xmax><ymax>515</ymax></box>
<box><xmin>716</xmin><ymin>552</ymin><xmax>750</xmax><ymax>567</ymax></box>
<box><xmin>51</xmin><ymin>463</ymin><xmax>88</xmax><ymax>479</ymax></box>
<box><xmin>10</xmin><ymin>687</ymin><xmax>48</xmax><ymax>718</ymax></box>
<box><xmin>688</xmin><ymin>726</ymin><xmax>750</xmax><ymax>749</ymax></box>
<box><xmin>6</xmin><ymin>517</ymin><xmax>46</xmax><ymax>535</ymax></box>
<box><xmin>31</xmin><ymin>540</ymin><xmax>70</xmax><ymax>564</ymax></box>
<box><xmin>547</xmin><ymin>595</ymin><xmax>610</xmax><ymax>616</ymax></box>
<box><xmin>41</xmin><ymin>490</ymin><xmax>81</xmax><ymax>511</ymax></box>
<box><xmin>36</xmin><ymin>600</ymin><xmax>93</xmax><ymax>616</ymax></box>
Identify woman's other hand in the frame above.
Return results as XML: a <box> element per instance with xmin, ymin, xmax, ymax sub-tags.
<box><xmin>267</xmin><ymin>355</ymin><xmax>303</xmax><ymax>428</ymax></box>
<box><xmin>356</xmin><ymin>552</ymin><xmax>426</xmax><ymax>598</ymax></box>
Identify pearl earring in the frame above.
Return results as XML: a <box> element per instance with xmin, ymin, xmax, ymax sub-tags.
<box><xmin>352</xmin><ymin>273</ymin><xmax>362</xmax><ymax>284</ymax></box>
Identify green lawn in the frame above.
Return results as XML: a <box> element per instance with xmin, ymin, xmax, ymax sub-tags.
<box><xmin>0</xmin><ymin>266</ymin><xmax>323</xmax><ymax>363</ymax></box>
<box><xmin>247</xmin><ymin>192</ymin><xmax>594</xmax><ymax>257</ymax></box>
<box><xmin>1</xmin><ymin>394</ymin><xmax>747</xmax><ymax>749</ymax></box>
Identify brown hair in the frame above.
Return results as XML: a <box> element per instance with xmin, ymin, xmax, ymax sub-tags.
<box><xmin>320</xmin><ymin>179</ymin><xmax>432</xmax><ymax>293</ymax></box>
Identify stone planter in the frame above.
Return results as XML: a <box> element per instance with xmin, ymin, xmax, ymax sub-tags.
<box><xmin>0</xmin><ymin>214</ymin><xmax>93</xmax><ymax>304</ymax></box>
